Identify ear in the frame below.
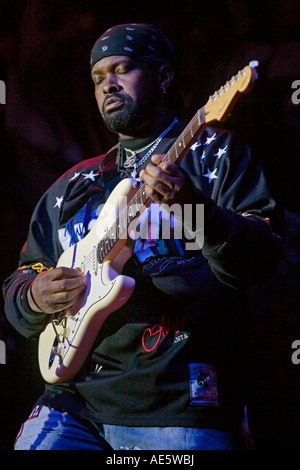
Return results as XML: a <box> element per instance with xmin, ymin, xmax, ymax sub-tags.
<box><xmin>157</xmin><ymin>64</ymin><xmax>174</xmax><ymax>93</ymax></box>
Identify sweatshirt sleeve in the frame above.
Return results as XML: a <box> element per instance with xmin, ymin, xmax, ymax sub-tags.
<box><xmin>181</xmin><ymin>128</ymin><xmax>285</xmax><ymax>289</ymax></box>
<box><xmin>200</xmin><ymin>196</ymin><xmax>284</xmax><ymax>288</ymax></box>
<box><xmin>2</xmin><ymin>183</ymin><xmax>61</xmax><ymax>339</ymax></box>
<box><xmin>3</xmin><ymin>155</ymin><xmax>108</xmax><ymax>339</ymax></box>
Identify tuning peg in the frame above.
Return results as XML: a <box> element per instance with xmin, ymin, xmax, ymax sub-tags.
<box><xmin>249</xmin><ymin>60</ymin><xmax>259</xmax><ymax>68</ymax></box>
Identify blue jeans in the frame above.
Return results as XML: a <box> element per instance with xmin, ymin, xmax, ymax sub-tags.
<box><xmin>14</xmin><ymin>405</ymin><xmax>245</xmax><ymax>450</ymax></box>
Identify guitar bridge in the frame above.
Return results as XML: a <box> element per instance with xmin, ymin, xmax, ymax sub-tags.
<box><xmin>49</xmin><ymin>316</ymin><xmax>71</xmax><ymax>362</ymax></box>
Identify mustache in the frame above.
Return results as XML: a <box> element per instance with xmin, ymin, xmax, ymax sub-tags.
<box><xmin>103</xmin><ymin>92</ymin><xmax>125</xmax><ymax>105</ymax></box>
<box><xmin>102</xmin><ymin>92</ymin><xmax>129</xmax><ymax>113</ymax></box>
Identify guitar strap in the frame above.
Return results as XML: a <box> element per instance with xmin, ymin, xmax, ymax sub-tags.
<box><xmin>98</xmin><ymin>145</ymin><xmax>120</xmax><ymax>184</ymax></box>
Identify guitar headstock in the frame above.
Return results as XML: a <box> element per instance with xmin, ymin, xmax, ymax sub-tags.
<box><xmin>204</xmin><ymin>60</ymin><xmax>259</xmax><ymax>124</ymax></box>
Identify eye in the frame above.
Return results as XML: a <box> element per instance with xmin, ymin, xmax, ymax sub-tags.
<box><xmin>116</xmin><ymin>66</ymin><xmax>129</xmax><ymax>75</ymax></box>
<box><xmin>94</xmin><ymin>76</ymin><xmax>104</xmax><ymax>86</ymax></box>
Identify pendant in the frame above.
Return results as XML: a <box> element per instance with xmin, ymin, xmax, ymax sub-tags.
<box><xmin>131</xmin><ymin>167</ymin><xmax>143</xmax><ymax>187</ymax></box>
<box><xmin>124</xmin><ymin>152</ymin><xmax>136</xmax><ymax>168</ymax></box>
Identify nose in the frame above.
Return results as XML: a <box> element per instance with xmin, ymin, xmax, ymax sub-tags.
<box><xmin>103</xmin><ymin>73</ymin><xmax>121</xmax><ymax>94</ymax></box>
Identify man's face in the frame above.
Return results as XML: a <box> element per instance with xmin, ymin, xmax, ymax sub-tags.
<box><xmin>91</xmin><ymin>55</ymin><xmax>162</xmax><ymax>137</ymax></box>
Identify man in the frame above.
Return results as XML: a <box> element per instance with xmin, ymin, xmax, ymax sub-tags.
<box><xmin>3</xmin><ymin>24</ymin><xmax>283</xmax><ymax>450</ymax></box>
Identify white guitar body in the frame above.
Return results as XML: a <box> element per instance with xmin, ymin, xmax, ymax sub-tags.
<box><xmin>38</xmin><ymin>178</ymin><xmax>137</xmax><ymax>383</ymax></box>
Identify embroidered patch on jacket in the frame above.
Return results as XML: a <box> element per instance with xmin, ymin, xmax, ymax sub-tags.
<box><xmin>18</xmin><ymin>263</ymin><xmax>53</xmax><ymax>274</ymax></box>
<box><xmin>189</xmin><ymin>363</ymin><xmax>219</xmax><ymax>406</ymax></box>
<box><xmin>28</xmin><ymin>405</ymin><xmax>43</xmax><ymax>420</ymax></box>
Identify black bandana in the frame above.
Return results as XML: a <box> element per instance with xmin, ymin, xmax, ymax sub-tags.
<box><xmin>90</xmin><ymin>23</ymin><xmax>176</xmax><ymax>69</ymax></box>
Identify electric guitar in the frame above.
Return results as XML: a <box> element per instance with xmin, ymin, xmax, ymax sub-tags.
<box><xmin>38</xmin><ymin>61</ymin><xmax>259</xmax><ymax>383</ymax></box>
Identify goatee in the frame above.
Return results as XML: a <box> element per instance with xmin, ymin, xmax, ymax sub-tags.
<box><xmin>102</xmin><ymin>100</ymin><xmax>138</xmax><ymax>135</ymax></box>
<box><xmin>101</xmin><ymin>92</ymin><xmax>161</xmax><ymax>136</ymax></box>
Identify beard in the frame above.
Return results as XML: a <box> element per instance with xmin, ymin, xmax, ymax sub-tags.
<box><xmin>102</xmin><ymin>98</ymin><xmax>137</xmax><ymax>135</ymax></box>
<box><xmin>101</xmin><ymin>92</ymin><xmax>160</xmax><ymax>136</ymax></box>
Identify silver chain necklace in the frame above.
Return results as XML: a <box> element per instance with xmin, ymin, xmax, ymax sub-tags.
<box><xmin>125</xmin><ymin>117</ymin><xmax>178</xmax><ymax>182</ymax></box>
<box><xmin>123</xmin><ymin>139</ymin><xmax>158</xmax><ymax>168</ymax></box>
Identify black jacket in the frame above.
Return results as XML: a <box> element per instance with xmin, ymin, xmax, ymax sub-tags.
<box><xmin>3</xmin><ymin>122</ymin><xmax>283</xmax><ymax>429</ymax></box>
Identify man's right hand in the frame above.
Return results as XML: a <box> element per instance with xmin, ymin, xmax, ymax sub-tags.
<box><xmin>27</xmin><ymin>267</ymin><xmax>88</xmax><ymax>314</ymax></box>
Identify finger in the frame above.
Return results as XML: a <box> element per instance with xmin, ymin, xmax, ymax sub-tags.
<box><xmin>52</xmin><ymin>284</ymin><xmax>86</xmax><ymax>307</ymax></box>
<box><xmin>36</xmin><ymin>279</ymin><xmax>87</xmax><ymax>314</ymax></box>
<box><xmin>32</xmin><ymin>268</ymin><xmax>87</xmax><ymax>313</ymax></box>
<box><xmin>50</xmin><ymin>275</ymin><xmax>87</xmax><ymax>295</ymax></box>
<box><xmin>51</xmin><ymin>266</ymin><xmax>85</xmax><ymax>279</ymax></box>
<box><xmin>140</xmin><ymin>165</ymin><xmax>174</xmax><ymax>191</ymax></box>
<box><xmin>139</xmin><ymin>169</ymin><xmax>172</xmax><ymax>198</ymax></box>
<box><xmin>144</xmin><ymin>160</ymin><xmax>184</xmax><ymax>186</ymax></box>
<box><xmin>150</xmin><ymin>154</ymin><xmax>164</xmax><ymax>165</ymax></box>
<box><xmin>151</xmin><ymin>154</ymin><xmax>183</xmax><ymax>178</ymax></box>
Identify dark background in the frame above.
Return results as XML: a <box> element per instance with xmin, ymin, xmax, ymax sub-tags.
<box><xmin>0</xmin><ymin>0</ymin><xmax>299</xmax><ymax>450</ymax></box>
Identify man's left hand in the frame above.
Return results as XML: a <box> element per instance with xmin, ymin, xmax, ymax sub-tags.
<box><xmin>139</xmin><ymin>154</ymin><xmax>187</xmax><ymax>207</ymax></box>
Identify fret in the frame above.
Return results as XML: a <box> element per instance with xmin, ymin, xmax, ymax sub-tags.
<box><xmin>133</xmin><ymin>193</ymin><xmax>139</xmax><ymax>216</ymax></box>
<box><xmin>175</xmin><ymin>142</ymin><xmax>178</xmax><ymax>160</ymax></box>
<box><xmin>190</xmin><ymin>121</ymin><xmax>194</xmax><ymax>139</ymax></box>
<box><xmin>119</xmin><ymin>210</ymin><xmax>125</xmax><ymax>236</ymax></box>
<box><xmin>110</xmin><ymin>224</ymin><xmax>117</xmax><ymax>242</ymax></box>
<box><xmin>136</xmin><ymin>189</ymin><xmax>141</xmax><ymax>207</ymax></box>
<box><xmin>141</xmin><ymin>186</ymin><xmax>148</xmax><ymax>205</ymax></box>
<box><xmin>140</xmin><ymin>188</ymin><xmax>145</xmax><ymax>206</ymax></box>
<box><xmin>127</xmin><ymin>205</ymin><xmax>131</xmax><ymax>226</ymax></box>
<box><xmin>141</xmin><ymin>189</ymin><xmax>147</xmax><ymax>205</ymax></box>
<box><xmin>123</xmin><ymin>205</ymin><xmax>128</xmax><ymax>231</ymax></box>
<box><xmin>169</xmin><ymin>147</ymin><xmax>176</xmax><ymax>164</ymax></box>
<box><xmin>181</xmin><ymin>132</ymin><xmax>185</xmax><ymax>148</ymax></box>
<box><xmin>128</xmin><ymin>204</ymin><xmax>133</xmax><ymax>223</ymax></box>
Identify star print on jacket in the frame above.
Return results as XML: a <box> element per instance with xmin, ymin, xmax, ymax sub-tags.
<box><xmin>203</xmin><ymin>168</ymin><xmax>218</xmax><ymax>183</ymax></box>
<box><xmin>82</xmin><ymin>170</ymin><xmax>98</xmax><ymax>181</ymax></box>
<box><xmin>54</xmin><ymin>196</ymin><xmax>63</xmax><ymax>208</ymax></box>
<box><xmin>69</xmin><ymin>172</ymin><xmax>81</xmax><ymax>181</ymax></box>
<box><xmin>204</xmin><ymin>133</ymin><xmax>217</xmax><ymax>145</ymax></box>
<box><xmin>214</xmin><ymin>146</ymin><xmax>228</xmax><ymax>159</ymax></box>
<box><xmin>191</xmin><ymin>141</ymin><xmax>202</xmax><ymax>152</ymax></box>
